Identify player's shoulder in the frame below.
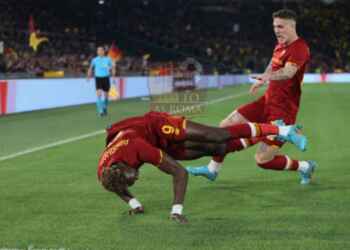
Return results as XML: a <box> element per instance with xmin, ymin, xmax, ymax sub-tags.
<box><xmin>289</xmin><ymin>38</ymin><xmax>310</xmax><ymax>56</ymax></box>
<box><xmin>294</xmin><ymin>38</ymin><xmax>310</xmax><ymax>50</ymax></box>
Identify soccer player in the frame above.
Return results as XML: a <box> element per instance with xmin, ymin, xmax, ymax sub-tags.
<box><xmin>98</xmin><ymin>111</ymin><xmax>307</xmax><ymax>224</ymax></box>
<box><xmin>87</xmin><ymin>46</ymin><xmax>115</xmax><ymax>116</ymax></box>
<box><xmin>187</xmin><ymin>9</ymin><xmax>316</xmax><ymax>185</ymax></box>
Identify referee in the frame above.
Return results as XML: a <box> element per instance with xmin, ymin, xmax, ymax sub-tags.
<box><xmin>87</xmin><ymin>46</ymin><xmax>115</xmax><ymax>116</ymax></box>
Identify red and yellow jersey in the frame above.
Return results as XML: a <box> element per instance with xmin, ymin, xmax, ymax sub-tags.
<box><xmin>106</xmin><ymin>111</ymin><xmax>187</xmax><ymax>149</ymax></box>
<box><xmin>98</xmin><ymin>112</ymin><xmax>188</xmax><ymax>179</ymax></box>
<box><xmin>266</xmin><ymin>38</ymin><xmax>310</xmax><ymax>116</ymax></box>
<box><xmin>97</xmin><ymin>129</ymin><xmax>163</xmax><ymax>179</ymax></box>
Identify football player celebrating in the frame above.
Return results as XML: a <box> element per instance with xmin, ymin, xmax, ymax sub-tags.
<box><xmin>187</xmin><ymin>9</ymin><xmax>316</xmax><ymax>185</ymax></box>
<box><xmin>97</xmin><ymin>111</ymin><xmax>307</xmax><ymax>224</ymax></box>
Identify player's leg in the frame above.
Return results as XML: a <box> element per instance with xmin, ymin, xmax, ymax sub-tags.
<box><xmin>185</xmin><ymin>96</ymin><xmax>307</xmax><ymax>180</ymax></box>
<box><xmin>102</xmin><ymin>90</ymin><xmax>109</xmax><ymax>115</ymax></box>
<box><xmin>96</xmin><ymin>90</ymin><xmax>104</xmax><ymax>116</ymax></box>
<box><xmin>255</xmin><ymin>141</ymin><xmax>316</xmax><ymax>185</ymax></box>
<box><xmin>186</xmin><ymin>119</ymin><xmax>296</xmax><ymax>143</ymax></box>
<box><xmin>181</xmin><ymin>149</ymin><xmax>217</xmax><ymax>160</ymax></box>
<box><xmin>183</xmin><ymin>141</ymin><xmax>227</xmax><ymax>157</ymax></box>
<box><xmin>180</xmin><ymin>143</ymin><xmax>227</xmax><ymax>181</ymax></box>
<box><xmin>185</xmin><ymin>109</ymin><xmax>273</xmax><ymax>179</ymax></box>
<box><xmin>154</xmin><ymin>111</ymin><xmax>292</xmax><ymax>145</ymax></box>
<box><xmin>101</xmin><ymin>77</ymin><xmax>111</xmax><ymax>115</ymax></box>
<box><xmin>95</xmin><ymin>78</ymin><xmax>105</xmax><ymax>116</ymax></box>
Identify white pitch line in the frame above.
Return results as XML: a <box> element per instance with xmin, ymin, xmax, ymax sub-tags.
<box><xmin>0</xmin><ymin>130</ymin><xmax>104</xmax><ymax>162</ymax></box>
<box><xmin>0</xmin><ymin>91</ymin><xmax>248</xmax><ymax>162</ymax></box>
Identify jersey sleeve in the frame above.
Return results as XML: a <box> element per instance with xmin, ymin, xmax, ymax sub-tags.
<box><xmin>134</xmin><ymin>138</ymin><xmax>163</xmax><ymax>166</ymax></box>
<box><xmin>287</xmin><ymin>43</ymin><xmax>310</xmax><ymax>67</ymax></box>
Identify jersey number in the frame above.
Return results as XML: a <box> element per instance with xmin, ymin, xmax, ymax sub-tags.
<box><xmin>161</xmin><ymin>125</ymin><xmax>180</xmax><ymax>136</ymax></box>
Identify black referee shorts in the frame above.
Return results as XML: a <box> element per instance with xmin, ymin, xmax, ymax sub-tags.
<box><xmin>95</xmin><ymin>77</ymin><xmax>111</xmax><ymax>92</ymax></box>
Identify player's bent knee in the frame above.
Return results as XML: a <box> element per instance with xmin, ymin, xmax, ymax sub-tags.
<box><xmin>219</xmin><ymin>119</ymin><xmax>230</xmax><ymax>128</ymax></box>
<box><xmin>254</xmin><ymin>153</ymin><xmax>273</xmax><ymax>167</ymax></box>
<box><xmin>220</xmin><ymin>110</ymin><xmax>247</xmax><ymax>128</ymax></box>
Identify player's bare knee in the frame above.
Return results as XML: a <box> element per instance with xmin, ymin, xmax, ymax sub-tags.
<box><xmin>254</xmin><ymin>153</ymin><xmax>273</xmax><ymax>166</ymax></box>
<box><xmin>221</xmin><ymin>110</ymin><xmax>247</xmax><ymax>128</ymax></box>
<box><xmin>219</xmin><ymin>119</ymin><xmax>230</xmax><ymax>128</ymax></box>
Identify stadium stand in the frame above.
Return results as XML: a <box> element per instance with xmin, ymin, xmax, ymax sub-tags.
<box><xmin>1</xmin><ymin>0</ymin><xmax>350</xmax><ymax>77</ymax></box>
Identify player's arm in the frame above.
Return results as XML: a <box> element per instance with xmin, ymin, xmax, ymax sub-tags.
<box><xmin>250</xmin><ymin>62</ymin><xmax>298</xmax><ymax>94</ymax></box>
<box><xmin>113</xmin><ymin>180</ymin><xmax>144</xmax><ymax>215</ymax></box>
<box><xmin>263</xmin><ymin>59</ymin><xmax>273</xmax><ymax>75</ymax></box>
<box><xmin>267</xmin><ymin>62</ymin><xmax>298</xmax><ymax>80</ymax></box>
<box><xmin>100</xmin><ymin>163</ymin><xmax>144</xmax><ymax>214</ymax></box>
<box><xmin>87</xmin><ymin>61</ymin><xmax>94</xmax><ymax>80</ymax></box>
<box><xmin>157</xmin><ymin>153</ymin><xmax>189</xmax><ymax>224</ymax></box>
<box><xmin>253</xmin><ymin>44</ymin><xmax>309</xmax><ymax>83</ymax></box>
<box><xmin>158</xmin><ymin>153</ymin><xmax>188</xmax><ymax>206</ymax></box>
<box><xmin>137</xmin><ymin>139</ymin><xmax>189</xmax><ymax>223</ymax></box>
<box><xmin>249</xmin><ymin>59</ymin><xmax>272</xmax><ymax>94</ymax></box>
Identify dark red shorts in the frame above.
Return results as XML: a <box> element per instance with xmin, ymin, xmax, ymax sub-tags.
<box><xmin>237</xmin><ymin>96</ymin><xmax>298</xmax><ymax>147</ymax></box>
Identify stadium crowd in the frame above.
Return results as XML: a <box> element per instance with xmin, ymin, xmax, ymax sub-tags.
<box><xmin>1</xmin><ymin>0</ymin><xmax>350</xmax><ymax>77</ymax></box>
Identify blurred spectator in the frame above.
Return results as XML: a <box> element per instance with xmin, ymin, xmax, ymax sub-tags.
<box><xmin>1</xmin><ymin>0</ymin><xmax>350</xmax><ymax>77</ymax></box>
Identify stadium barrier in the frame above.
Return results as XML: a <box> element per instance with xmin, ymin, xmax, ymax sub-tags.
<box><xmin>0</xmin><ymin>73</ymin><xmax>350</xmax><ymax>115</ymax></box>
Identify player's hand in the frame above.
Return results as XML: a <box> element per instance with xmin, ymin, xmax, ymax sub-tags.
<box><xmin>249</xmin><ymin>81</ymin><xmax>264</xmax><ymax>95</ymax></box>
<box><xmin>128</xmin><ymin>206</ymin><xmax>144</xmax><ymax>215</ymax></box>
<box><xmin>170</xmin><ymin>213</ymin><xmax>188</xmax><ymax>224</ymax></box>
<box><xmin>251</xmin><ymin>73</ymin><xmax>270</xmax><ymax>83</ymax></box>
<box><xmin>249</xmin><ymin>74</ymin><xmax>269</xmax><ymax>95</ymax></box>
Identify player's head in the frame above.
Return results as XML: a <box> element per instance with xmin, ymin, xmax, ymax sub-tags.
<box><xmin>272</xmin><ymin>9</ymin><xmax>298</xmax><ymax>45</ymax></box>
<box><xmin>101</xmin><ymin>163</ymin><xmax>139</xmax><ymax>193</ymax></box>
<box><xmin>97</xmin><ymin>46</ymin><xmax>105</xmax><ymax>57</ymax></box>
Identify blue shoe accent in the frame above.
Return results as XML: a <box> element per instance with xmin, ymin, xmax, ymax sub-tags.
<box><xmin>273</xmin><ymin>120</ymin><xmax>287</xmax><ymax>143</ymax></box>
<box><xmin>96</xmin><ymin>97</ymin><xmax>104</xmax><ymax>115</ymax></box>
<box><xmin>103</xmin><ymin>98</ymin><xmax>108</xmax><ymax>109</ymax></box>
<box><xmin>185</xmin><ymin>166</ymin><xmax>217</xmax><ymax>181</ymax></box>
<box><xmin>280</xmin><ymin>125</ymin><xmax>308</xmax><ymax>151</ymax></box>
<box><xmin>300</xmin><ymin>160</ymin><xmax>317</xmax><ymax>185</ymax></box>
<box><xmin>273</xmin><ymin>119</ymin><xmax>285</xmax><ymax>126</ymax></box>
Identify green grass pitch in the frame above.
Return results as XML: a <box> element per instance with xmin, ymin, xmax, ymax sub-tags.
<box><xmin>0</xmin><ymin>84</ymin><xmax>350</xmax><ymax>250</ymax></box>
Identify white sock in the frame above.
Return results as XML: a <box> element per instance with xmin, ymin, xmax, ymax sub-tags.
<box><xmin>297</xmin><ymin>161</ymin><xmax>309</xmax><ymax>172</ymax></box>
<box><xmin>208</xmin><ymin>160</ymin><xmax>222</xmax><ymax>173</ymax></box>
<box><xmin>171</xmin><ymin>204</ymin><xmax>183</xmax><ymax>215</ymax></box>
<box><xmin>248</xmin><ymin>123</ymin><xmax>257</xmax><ymax>137</ymax></box>
<box><xmin>278</xmin><ymin>126</ymin><xmax>290</xmax><ymax>137</ymax></box>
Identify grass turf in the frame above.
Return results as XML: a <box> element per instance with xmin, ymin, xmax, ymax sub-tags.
<box><xmin>0</xmin><ymin>84</ymin><xmax>349</xmax><ymax>250</ymax></box>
